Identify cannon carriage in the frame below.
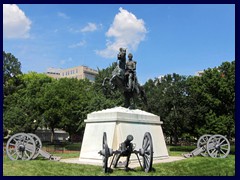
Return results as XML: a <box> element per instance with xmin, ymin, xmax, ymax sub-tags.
<box><xmin>6</xmin><ymin>133</ymin><xmax>60</xmax><ymax>161</ymax></box>
<box><xmin>98</xmin><ymin>132</ymin><xmax>154</xmax><ymax>173</ymax></box>
<box><xmin>183</xmin><ymin>134</ymin><xmax>230</xmax><ymax>158</ymax></box>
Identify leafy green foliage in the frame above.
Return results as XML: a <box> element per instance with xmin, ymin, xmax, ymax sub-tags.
<box><xmin>3</xmin><ymin>51</ymin><xmax>22</xmax><ymax>84</ymax></box>
<box><xmin>187</xmin><ymin>61</ymin><xmax>235</xmax><ymax>139</ymax></box>
<box><xmin>4</xmin><ymin>72</ymin><xmax>53</xmax><ymax>134</ymax></box>
<box><xmin>144</xmin><ymin>73</ymin><xmax>190</xmax><ymax>145</ymax></box>
<box><xmin>143</xmin><ymin>61</ymin><xmax>235</xmax><ymax>143</ymax></box>
<box><xmin>3</xmin><ymin>51</ymin><xmax>235</xmax><ymax>143</ymax></box>
<box><xmin>3</xmin><ymin>51</ymin><xmax>22</xmax><ymax>97</ymax></box>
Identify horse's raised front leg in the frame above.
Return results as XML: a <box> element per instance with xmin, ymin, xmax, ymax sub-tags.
<box><xmin>102</xmin><ymin>77</ymin><xmax>110</xmax><ymax>95</ymax></box>
<box><xmin>102</xmin><ymin>77</ymin><xmax>109</xmax><ymax>87</ymax></box>
<box><xmin>109</xmin><ymin>75</ymin><xmax>117</xmax><ymax>90</ymax></box>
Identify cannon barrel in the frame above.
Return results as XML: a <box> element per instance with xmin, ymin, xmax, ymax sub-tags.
<box><xmin>123</xmin><ymin>135</ymin><xmax>134</xmax><ymax>146</ymax></box>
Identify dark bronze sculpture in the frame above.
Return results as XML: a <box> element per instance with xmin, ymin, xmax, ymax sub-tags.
<box><xmin>99</xmin><ymin>132</ymin><xmax>153</xmax><ymax>173</ymax></box>
<box><xmin>125</xmin><ymin>53</ymin><xmax>139</xmax><ymax>93</ymax></box>
<box><xmin>117</xmin><ymin>48</ymin><xmax>127</xmax><ymax>77</ymax></box>
<box><xmin>102</xmin><ymin>48</ymin><xmax>148</xmax><ymax>109</ymax></box>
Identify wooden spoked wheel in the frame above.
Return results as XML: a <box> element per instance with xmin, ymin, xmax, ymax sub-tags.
<box><xmin>6</xmin><ymin>133</ymin><xmax>36</xmax><ymax>160</ymax></box>
<box><xmin>206</xmin><ymin>134</ymin><xmax>230</xmax><ymax>158</ymax></box>
<box><xmin>197</xmin><ymin>134</ymin><xmax>212</xmax><ymax>157</ymax></box>
<box><xmin>28</xmin><ymin>133</ymin><xmax>42</xmax><ymax>159</ymax></box>
<box><xmin>142</xmin><ymin>132</ymin><xmax>153</xmax><ymax>172</ymax></box>
<box><xmin>102</xmin><ymin>132</ymin><xmax>110</xmax><ymax>173</ymax></box>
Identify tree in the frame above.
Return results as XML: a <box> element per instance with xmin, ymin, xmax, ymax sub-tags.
<box><xmin>144</xmin><ymin>74</ymin><xmax>189</xmax><ymax>145</ymax></box>
<box><xmin>41</xmin><ymin>77</ymin><xmax>96</xmax><ymax>142</ymax></box>
<box><xmin>159</xmin><ymin>74</ymin><xmax>189</xmax><ymax>145</ymax></box>
<box><xmin>187</xmin><ymin>61</ymin><xmax>235</xmax><ymax>139</ymax></box>
<box><xmin>56</xmin><ymin>78</ymin><xmax>94</xmax><ymax>142</ymax></box>
<box><xmin>4</xmin><ymin>72</ymin><xmax>53</xmax><ymax>134</ymax></box>
<box><xmin>3</xmin><ymin>51</ymin><xmax>22</xmax><ymax>84</ymax></box>
<box><xmin>3</xmin><ymin>51</ymin><xmax>22</xmax><ymax>97</ymax></box>
<box><xmin>4</xmin><ymin>57</ymin><xmax>234</xmax><ymax>143</ymax></box>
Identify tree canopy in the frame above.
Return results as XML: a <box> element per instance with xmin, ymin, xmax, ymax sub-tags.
<box><xmin>3</xmin><ymin>51</ymin><xmax>235</xmax><ymax>144</ymax></box>
<box><xmin>3</xmin><ymin>51</ymin><xmax>22</xmax><ymax>97</ymax></box>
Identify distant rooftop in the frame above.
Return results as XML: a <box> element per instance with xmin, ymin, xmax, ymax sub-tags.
<box><xmin>45</xmin><ymin>65</ymin><xmax>98</xmax><ymax>81</ymax></box>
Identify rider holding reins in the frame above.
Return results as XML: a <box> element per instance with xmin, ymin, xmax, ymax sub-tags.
<box><xmin>125</xmin><ymin>53</ymin><xmax>139</xmax><ymax>93</ymax></box>
<box><xmin>103</xmin><ymin>47</ymin><xmax>147</xmax><ymax>108</ymax></box>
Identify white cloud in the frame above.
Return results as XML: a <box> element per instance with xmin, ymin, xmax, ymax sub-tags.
<box><xmin>3</xmin><ymin>4</ymin><xmax>31</xmax><ymax>39</ymax></box>
<box><xmin>68</xmin><ymin>40</ymin><xmax>86</xmax><ymax>48</ymax></box>
<box><xmin>58</xmin><ymin>12</ymin><xmax>70</xmax><ymax>19</ymax></box>
<box><xmin>96</xmin><ymin>7</ymin><xmax>147</xmax><ymax>58</ymax></box>
<box><xmin>81</xmin><ymin>22</ymin><xmax>97</xmax><ymax>32</ymax></box>
<box><xmin>68</xmin><ymin>23</ymin><xmax>99</xmax><ymax>33</ymax></box>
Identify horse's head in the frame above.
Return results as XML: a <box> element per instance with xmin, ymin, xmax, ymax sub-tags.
<box><xmin>118</xmin><ymin>48</ymin><xmax>127</xmax><ymax>60</ymax></box>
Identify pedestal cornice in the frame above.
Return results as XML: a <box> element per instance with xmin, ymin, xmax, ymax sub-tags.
<box><xmin>85</xmin><ymin>107</ymin><xmax>162</xmax><ymax>125</ymax></box>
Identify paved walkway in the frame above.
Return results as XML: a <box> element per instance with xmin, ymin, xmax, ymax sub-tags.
<box><xmin>60</xmin><ymin>156</ymin><xmax>186</xmax><ymax>168</ymax></box>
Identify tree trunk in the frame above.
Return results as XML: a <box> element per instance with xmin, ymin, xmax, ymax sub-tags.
<box><xmin>51</xmin><ymin>127</ymin><xmax>55</xmax><ymax>143</ymax></box>
<box><xmin>69</xmin><ymin>133</ymin><xmax>72</xmax><ymax>143</ymax></box>
<box><xmin>173</xmin><ymin>125</ymin><xmax>178</xmax><ymax>145</ymax></box>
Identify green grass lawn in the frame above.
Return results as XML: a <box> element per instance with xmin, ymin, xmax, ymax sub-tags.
<box><xmin>3</xmin><ymin>151</ymin><xmax>235</xmax><ymax>176</ymax></box>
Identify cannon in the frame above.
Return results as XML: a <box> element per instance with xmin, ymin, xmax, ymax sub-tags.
<box><xmin>183</xmin><ymin>134</ymin><xmax>230</xmax><ymax>158</ymax></box>
<box><xmin>98</xmin><ymin>132</ymin><xmax>153</xmax><ymax>173</ymax></box>
<box><xmin>6</xmin><ymin>133</ymin><xmax>61</xmax><ymax>161</ymax></box>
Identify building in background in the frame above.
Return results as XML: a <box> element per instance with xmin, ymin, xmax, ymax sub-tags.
<box><xmin>195</xmin><ymin>70</ymin><xmax>204</xmax><ymax>77</ymax></box>
<box><xmin>46</xmin><ymin>65</ymin><xmax>98</xmax><ymax>82</ymax></box>
<box><xmin>45</xmin><ymin>67</ymin><xmax>62</xmax><ymax>79</ymax></box>
<box><xmin>35</xmin><ymin>128</ymin><xmax>69</xmax><ymax>143</ymax></box>
<box><xmin>157</xmin><ymin>75</ymin><xmax>165</xmax><ymax>83</ymax></box>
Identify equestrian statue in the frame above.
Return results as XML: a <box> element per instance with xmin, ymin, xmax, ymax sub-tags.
<box><xmin>102</xmin><ymin>48</ymin><xmax>148</xmax><ymax>109</ymax></box>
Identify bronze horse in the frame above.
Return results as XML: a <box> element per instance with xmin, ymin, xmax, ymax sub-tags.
<box><xmin>102</xmin><ymin>48</ymin><xmax>148</xmax><ymax>109</ymax></box>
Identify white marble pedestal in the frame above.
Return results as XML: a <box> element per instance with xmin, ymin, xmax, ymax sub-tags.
<box><xmin>79</xmin><ymin>107</ymin><xmax>169</xmax><ymax>165</ymax></box>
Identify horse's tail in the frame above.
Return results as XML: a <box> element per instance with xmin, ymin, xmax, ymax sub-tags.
<box><xmin>140</xmin><ymin>87</ymin><xmax>148</xmax><ymax>106</ymax></box>
<box><xmin>138</xmin><ymin>85</ymin><xmax>151</xmax><ymax>111</ymax></box>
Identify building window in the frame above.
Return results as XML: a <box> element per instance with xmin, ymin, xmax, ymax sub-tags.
<box><xmin>84</xmin><ymin>73</ymin><xmax>95</xmax><ymax>81</ymax></box>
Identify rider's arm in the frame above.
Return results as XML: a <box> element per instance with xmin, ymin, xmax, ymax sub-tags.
<box><xmin>133</xmin><ymin>61</ymin><xmax>137</xmax><ymax>70</ymax></box>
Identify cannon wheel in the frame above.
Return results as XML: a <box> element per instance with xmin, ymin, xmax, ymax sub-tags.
<box><xmin>6</xmin><ymin>133</ymin><xmax>36</xmax><ymax>160</ymax></box>
<box><xmin>142</xmin><ymin>132</ymin><xmax>153</xmax><ymax>172</ymax></box>
<box><xmin>28</xmin><ymin>133</ymin><xmax>42</xmax><ymax>159</ymax></box>
<box><xmin>206</xmin><ymin>134</ymin><xmax>230</xmax><ymax>158</ymax></box>
<box><xmin>102</xmin><ymin>132</ymin><xmax>110</xmax><ymax>173</ymax></box>
<box><xmin>197</xmin><ymin>134</ymin><xmax>212</xmax><ymax>157</ymax></box>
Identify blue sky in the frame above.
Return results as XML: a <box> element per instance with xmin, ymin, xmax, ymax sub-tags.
<box><xmin>3</xmin><ymin>4</ymin><xmax>235</xmax><ymax>84</ymax></box>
